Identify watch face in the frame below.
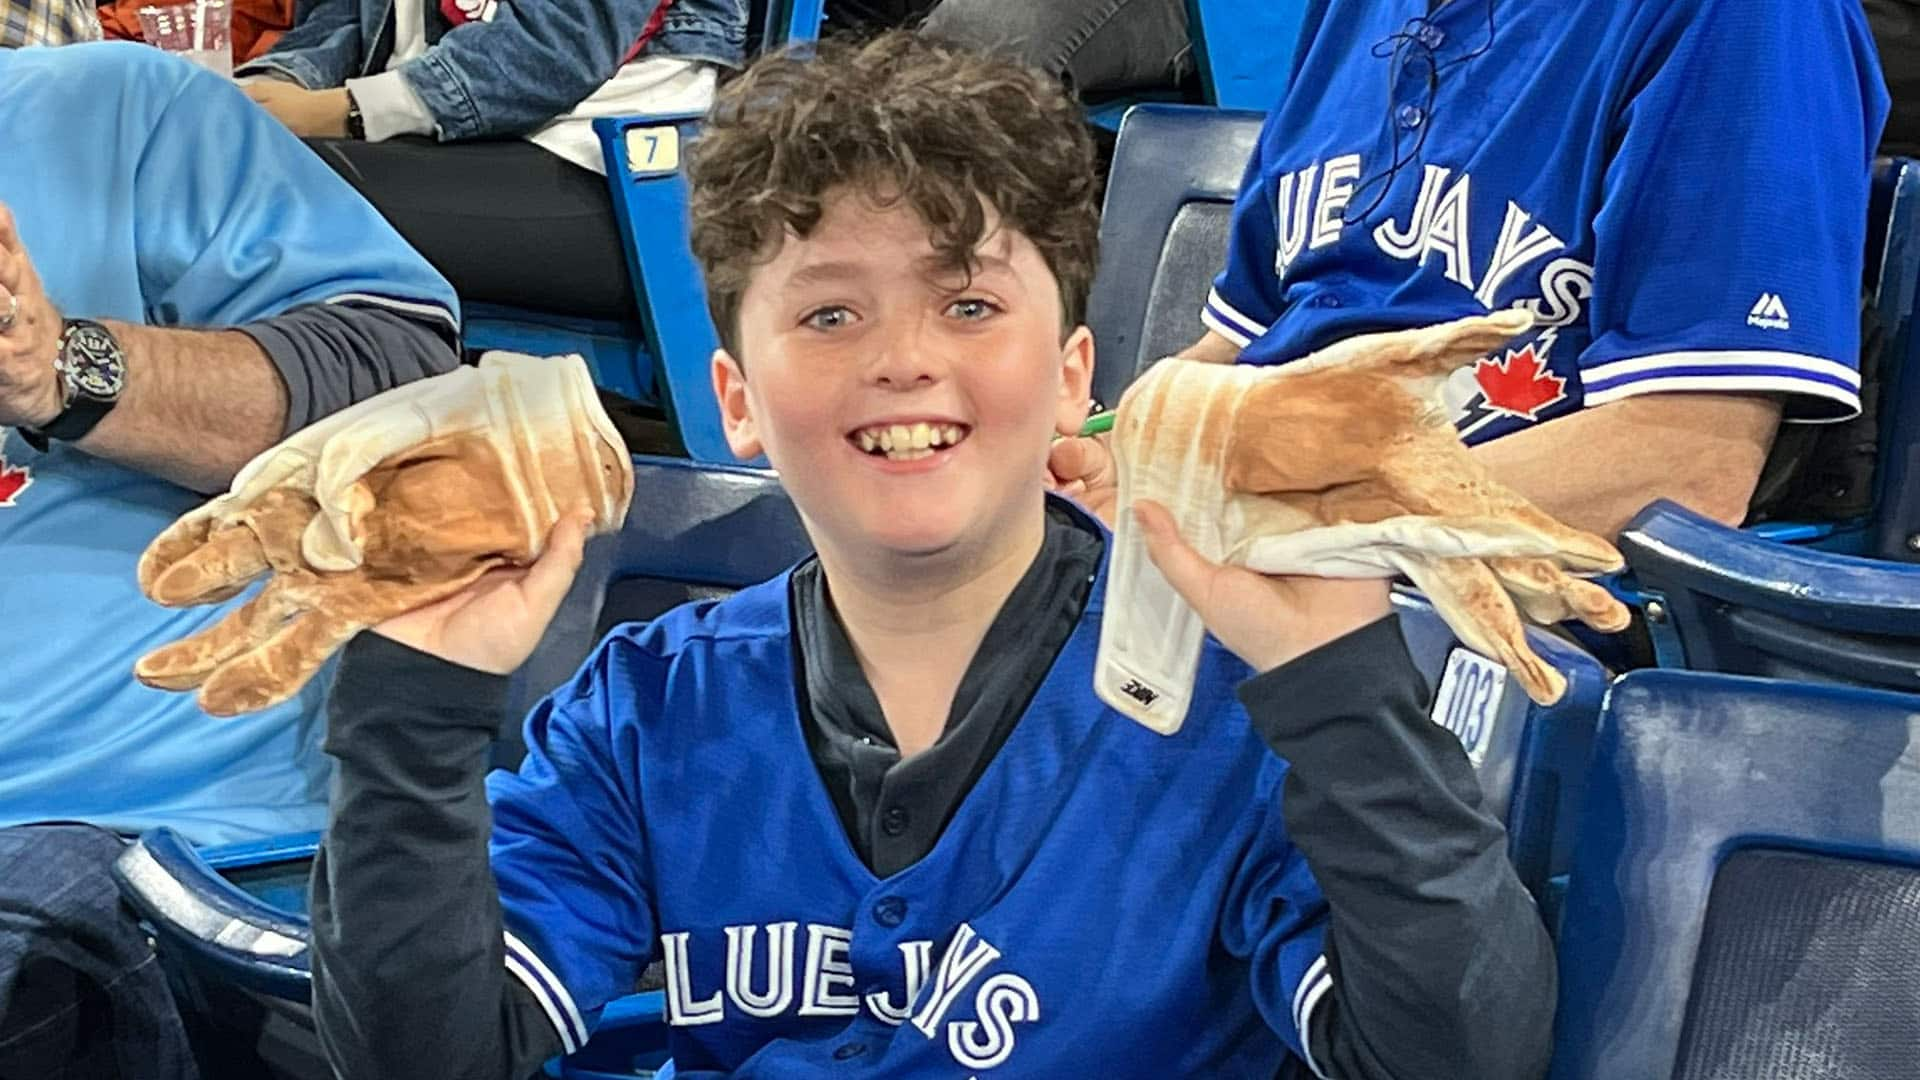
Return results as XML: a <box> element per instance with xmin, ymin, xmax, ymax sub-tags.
<box><xmin>59</xmin><ymin>322</ymin><xmax>125</xmax><ymax>401</ymax></box>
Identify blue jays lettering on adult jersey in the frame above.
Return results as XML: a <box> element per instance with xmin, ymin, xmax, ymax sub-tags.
<box><xmin>487</xmin><ymin>555</ymin><xmax>1334</xmax><ymax>1078</ymax></box>
<box><xmin>0</xmin><ymin>43</ymin><xmax>458</xmax><ymax>843</ymax></box>
<box><xmin>1206</xmin><ymin>0</ymin><xmax>1890</xmax><ymax>444</ymax></box>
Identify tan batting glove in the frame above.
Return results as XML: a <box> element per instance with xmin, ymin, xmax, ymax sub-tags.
<box><xmin>1098</xmin><ymin>310</ymin><xmax>1630</xmax><ymax>733</ymax></box>
<box><xmin>133</xmin><ymin>352</ymin><xmax>634</xmax><ymax>716</ymax></box>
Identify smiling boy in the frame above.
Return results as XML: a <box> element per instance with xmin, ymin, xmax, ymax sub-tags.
<box><xmin>309</xmin><ymin>33</ymin><xmax>1556</xmax><ymax>1080</ymax></box>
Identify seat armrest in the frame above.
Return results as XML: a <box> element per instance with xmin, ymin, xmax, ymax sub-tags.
<box><xmin>1620</xmin><ymin>500</ymin><xmax>1920</xmax><ymax>637</ymax></box>
<box><xmin>112</xmin><ymin>828</ymin><xmax>313</xmax><ymax>1001</ymax></box>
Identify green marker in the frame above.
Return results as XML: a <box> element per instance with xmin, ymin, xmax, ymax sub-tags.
<box><xmin>1077</xmin><ymin>410</ymin><xmax>1115</xmax><ymax>437</ymax></box>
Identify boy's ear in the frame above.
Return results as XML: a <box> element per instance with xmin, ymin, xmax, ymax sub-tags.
<box><xmin>711</xmin><ymin>348</ymin><xmax>765</xmax><ymax>461</ymax></box>
<box><xmin>1053</xmin><ymin>325</ymin><xmax>1097</xmax><ymax>438</ymax></box>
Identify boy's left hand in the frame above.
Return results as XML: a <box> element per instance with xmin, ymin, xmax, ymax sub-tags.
<box><xmin>1135</xmin><ymin>499</ymin><xmax>1391</xmax><ymax>674</ymax></box>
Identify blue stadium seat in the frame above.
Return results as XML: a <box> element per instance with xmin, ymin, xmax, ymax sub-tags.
<box><xmin>1618</xmin><ymin>499</ymin><xmax>1920</xmax><ymax>693</ymax></box>
<box><xmin>1085</xmin><ymin>104</ymin><xmax>1263</xmax><ymax>409</ymax></box>
<box><xmin>1857</xmin><ymin>157</ymin><xmax>1920</xmax><ymax>562</ymax></box>
<box><xmin>1392</xmin><ymin>591</ymin><xmax>1610</xmax><ymax>921</ymax></box>
<box><xmin>1550</xmin><ymin>670</ymin><xmax>1920</xmax><ymax>1080</ymax></box>
<box><xmin>466</xmin><ymin>1</ymin><xmax>824</xmax><ymax>463</ymax></box>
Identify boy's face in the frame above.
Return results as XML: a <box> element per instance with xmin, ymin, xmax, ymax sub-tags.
<box><xmin>712</xmin><ymin>189</ymin><xmax>1094</xmax><ymax>565</ymax></box>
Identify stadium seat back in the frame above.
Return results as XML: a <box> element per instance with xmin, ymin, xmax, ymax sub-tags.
<box><xmin>1870</xmin><ymin>158</ymin><xmax>1920</xmax><ymax>563</ymax></box>
<box><xmin>1085</xmin><ymin>104</ymin><xmax>1263</xmax><ymax>409</ymax></box>
<box><xmin>1550</xmin><ymin>670</ymin><xmax>1920</xmax><ymax>1080</ymax></box>
<box><xmin>1618</xmin><ymin>499</ymin><xmax>1920</xmax><ymax>694</ymax></box>
<box><xmin>598</xmin><ymin>455</ymin><xmax>810</xmax><ymax>628</ymax></box>
<box><xmin>1391</xmin><ymin>591</ymin><xmax>1610</xmax><ymax>913</ymax></box>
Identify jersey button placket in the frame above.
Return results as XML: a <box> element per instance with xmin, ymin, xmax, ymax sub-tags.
<box><xmin>872</xmin><ymin>896</ymin><xmax>908</xmax><ymax>928</ymax></box>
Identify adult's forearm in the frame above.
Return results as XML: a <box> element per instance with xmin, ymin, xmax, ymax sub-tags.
<box><xmin>1471</xmin><ymin>393</ymin><xmax>1783</xmax><ymax>539</ymax></box>
<box><xmin>76</xmin><ymin>320</ymin><xmax>289</xmax><ymax>493</ymax></box>
<box><xmin>1179</xmin><ymin>329</ymin><xmax>1243</xmax><ymax>364</ymax></box>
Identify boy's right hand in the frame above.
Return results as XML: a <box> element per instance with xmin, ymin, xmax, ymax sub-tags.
<box><xmin>373</xmin><ymin>512</ymin><xmax>593</xmax><ymax>675</ymax></box>
<box><xmin>1046</xmin><ymin>433</ymin><xmax>1118</xmax><ymax>526</ymax></box>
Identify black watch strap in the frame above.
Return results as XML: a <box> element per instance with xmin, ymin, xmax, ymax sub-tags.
<box><xmin>35</xmin><ymin>394</ymin><xmax>114</xmax><ymax>443</ymax></box>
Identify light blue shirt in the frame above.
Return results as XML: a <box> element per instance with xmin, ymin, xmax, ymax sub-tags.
<box><xmin>0</xmin><ymin>43</ymin><xmax>458</xmax><ymax>843</ymax></box>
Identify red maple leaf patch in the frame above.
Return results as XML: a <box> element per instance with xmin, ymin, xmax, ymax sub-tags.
<box><xmin>1474</xmin><ymin>344</ymin><xmax>1567</xmax><ymax>421</ymax></box>
<box><xmin>0</xmin><ymin>456</ymin><xmax>31</xmax><ymax>508</ymax></box>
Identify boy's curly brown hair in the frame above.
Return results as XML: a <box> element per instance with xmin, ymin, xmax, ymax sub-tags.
<box><xmin>687</xmin><ymin>31</ymin><xmax>1102</xmax><ymax>356</ymax></box>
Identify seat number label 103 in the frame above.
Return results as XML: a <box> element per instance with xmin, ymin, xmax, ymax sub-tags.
<box><xmin>1430</xmin><ymin>648</ymin><xmax>1506</xmax><ymax>767</ymax></box>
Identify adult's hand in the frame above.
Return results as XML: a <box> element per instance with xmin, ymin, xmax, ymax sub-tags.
<box><xmin>0</xmin><ymin>204</ymin><xmax>66</xmax><ymax>430</ymax></box>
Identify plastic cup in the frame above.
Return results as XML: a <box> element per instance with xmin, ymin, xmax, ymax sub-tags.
<box><xmin>137</xmin><ymin>1</ymin><xmax>233</xmax><ymax>79</ymax></box>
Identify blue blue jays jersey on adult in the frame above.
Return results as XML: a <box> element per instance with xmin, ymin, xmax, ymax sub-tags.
<box><xmin>0</xmin><ymin>43</ymin><xmax>458</xmax><ymax>843</ymax></box>
<box><xmin>486</xmin><ymin>558</ymin><xmax>1335</xmax><ymax>1078</ymax></box>
<box><xmin>1205</xmin><ymin>0</ymin><xmax>1889</xmax><ymax>444</ymax></box>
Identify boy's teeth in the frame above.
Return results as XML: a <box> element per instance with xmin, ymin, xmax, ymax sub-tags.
<box><xmin>853</xmin><ymin>422</ymin><xmax>968</xmax><ymax>458</ymax></box>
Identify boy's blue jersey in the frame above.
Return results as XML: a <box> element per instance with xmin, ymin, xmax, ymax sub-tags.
<box><xmin>0</xmin><ymin>44</ymin><xmax>458</xmax><ymax>843</ymax></box>
<box><xmin>1206</xmin><ymin>0</ymin><xmax>1890</xmax><ymax>444</ymax></box>
<box><xmin>486</xmin><ymin>563</ymin><xmax>1333</xmax><ymax>1077</ymax></box>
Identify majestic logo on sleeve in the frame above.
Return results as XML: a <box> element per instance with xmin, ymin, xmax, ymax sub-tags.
<box><xmin>1748</xmin><ymin>293</ymin><xmax>1791</xmax><ymax>331</ymax></box>
<box><xmin>0</xmin><ymin>451</ymin><xmax>32</xmax><ymax>508</ymax></box>
<box><xmin>662</xmin><ymin>920</ymin><xmax>1040</xmax><ymax>1072</ymax></box>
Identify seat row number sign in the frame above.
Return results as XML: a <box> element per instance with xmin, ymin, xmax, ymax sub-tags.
<box><xmin>1431</xmin><ymin>647</ymin><xmax>1506</xmax><ymax>768</ymax></box>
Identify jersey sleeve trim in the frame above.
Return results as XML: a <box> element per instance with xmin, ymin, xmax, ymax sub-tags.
<box><xmin>1202</xmin><ymin>287</ymin><xmax>1270</xmax><ymax>350</ymax></box>
<box><xmin>1291</xmin><ymin>952</ymin><xmax>1334</xmax><ymax>1080</ymax></box>
<box><xmin>1581</xmin><ymin>350</ymin><xmax>1861</xmax><ymax>421</ymax></box>
<box><xmin>323</xmin><ymin>292</ymin><xmax>462</xmax><ymax>332</ymax></box>
<box><xmin>504</xmin><ymin>930</ymin><xmax>589</xmax><ymax>1054</ymax></box>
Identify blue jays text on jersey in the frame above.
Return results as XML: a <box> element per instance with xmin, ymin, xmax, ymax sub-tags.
<box><xmin>485</xmin><ymin>563</ymin><xmax>1336</xmax><ymax>1077</ymax></box>
<box><xmin>1203</xmin><ymin>0</ymin><xmax>1889</xmax><ymax>445</ymax></box>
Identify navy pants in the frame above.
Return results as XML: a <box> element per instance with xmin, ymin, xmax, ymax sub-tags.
<box><xmin>0</xmin><ymin>824</ymin><xmax>196</xmax><ymax>1080</ymax></box>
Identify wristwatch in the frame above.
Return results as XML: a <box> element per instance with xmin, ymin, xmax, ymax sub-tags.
<box><xmin>345</xmin><ymin>88</ymin><xmax>366</xmax><ymax>140</ymax></box>
<box><xmin>21</xmin><ymin>320</ymin><xmax>127</xmax><ymax>451</ymax></box>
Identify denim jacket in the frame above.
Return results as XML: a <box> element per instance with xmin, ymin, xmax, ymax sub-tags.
<box><xmin>237</xmin><ymin>0</ymin><xmax>746</xmax><ymax>141</ymax></box>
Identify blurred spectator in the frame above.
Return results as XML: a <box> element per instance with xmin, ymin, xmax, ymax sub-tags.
<box><xmin>3</xmin><ymin>0</ymin><xmax>100</xmax><ymax>45</ymax></box>
<box><xmin>97</xmin><ymin>0</ymin><xmax>293</xmax><ymax>63</ymax></box>
<box><xmin>920</xmin><ymin>0</ymin><xmax>1190</xmax><ymax>97</ymax></box>
<box><xmin>0</xmin><ymin>38</ymin><xmax>457</xmax><ymax>1076</ymax></box>
<box><xmin>234</xmin><ymin>0</ymin><xmax>745</xmax><ymax>318</ymax></box>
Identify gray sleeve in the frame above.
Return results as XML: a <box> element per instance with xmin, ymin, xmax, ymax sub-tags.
<box><xmin>1240</xmin><ymin>616</ymin><xmax>1557</xmax><ymax>1080</ymax></box>
<box><xmin>238</xmin><ymin>302</ymin><xmax>462</xmax><ymax>436</ymax></box>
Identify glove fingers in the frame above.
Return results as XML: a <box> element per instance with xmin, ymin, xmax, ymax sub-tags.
<box><xmin>1382</xmin><ymin>447</ymin><xmax>1624</xmax><ymax>573</ymax></box>
<box><xmin>134</xmin><ymin>581</ymin><xmax>304</xmax><ymax>691</ymax></box>
<box><xmin>1488</xmin><ymin>557</ymin><xmax>1633</xmax><ymax>634</ymax></box>
<box><xmin>142</xmin><ymin>522</ymin><xmax>271</xmax><ymax>608</ymax></box>
<box><xmin>137</xmin><ymin>511</ymin><xmax>218</xmax><ymax>600</ymax></box>
<box><xmin>1401</xmin><ymin>556</ymin><xmax>1567</xmax><ymax>707</ymax></box>
<box><xmin>195</xmin><ymin>607</ymin><xmax>363</xmax><ymax>718</ymax></box>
